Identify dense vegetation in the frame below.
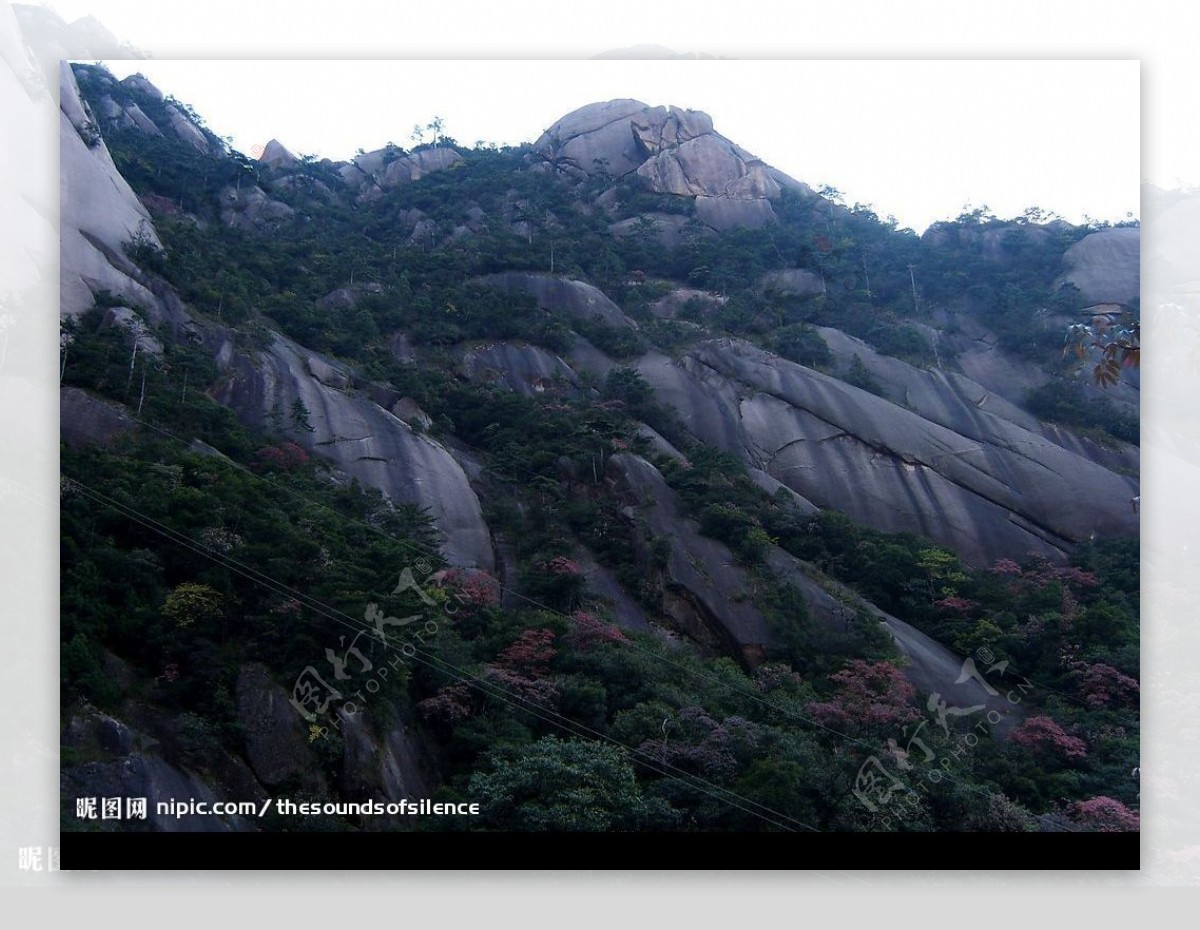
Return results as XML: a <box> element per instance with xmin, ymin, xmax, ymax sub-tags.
<box><xmin>61</xmin><ymin>65</ymin><xmax>1139</xmax><ymax>832</ymax></box>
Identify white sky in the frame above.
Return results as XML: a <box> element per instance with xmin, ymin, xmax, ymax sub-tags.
<box><xmin>82</xmin><ymin>58</ymin><xmax>1139</xmax><ymax>233</ymax></box>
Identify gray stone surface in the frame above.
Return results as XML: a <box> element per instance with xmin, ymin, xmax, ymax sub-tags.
<box><xmin>214</xmin><ymin>329</ymin><xmax>494</xmax><ymax>569</ymax></box>
<box><xmin>338</xmin><ymin>704</ymin><xmax>433</xmax><ymax>803</ymax></box>
<box><xmin>608</xmin><ymin>452</ymin><xmax>777</xmax><ymax>663</ymax></box>
<box><xmin>477</xmin><ymin>272</ymin><xmax>636</xmax><ymax>329</ymax></box>
<box><xmin>761</xmin><ymin>268</ymin><xmax>826</xmax><ymax>297</ymax></box>
<box><xmin>649</xmin><ymin>287</ymin><xmax>727</xmax><ymax>320</ymax></box>
<box><xmin>456</xmin><ymin>341</ymin><xmax>579</xmax><ymax>397</ymax></box>
<box><xmin>163</xmin><ymin>103</ymin><xmax>212</xmax><ymax>154</ymax></box>
<box><xmin>59</xmin><ymin>61</ymin><xmax>163</xmax><ymax>318</ymax></box>
<box><xmin>818</xmin><ymin>325</ymin><xmax>1139</xmax><ymax>474</ymax></box>
<box><xmin>339</xmin><ymin>145</ymin><xmax>463</xmax><ymax>201</ymax></box>
<box><xmin>535</xmin><ymin>99</ymin><xmax>815</xmax><ymax>233</ymax></box>
<box><xmin>60</xmin><ymin>386</ymin><xmax>136</xmax><ymax>449</ymax></box>
<box><xmin>260</xmin><ymin>138</ymin><xmax>299</xmax><ymax>169</ymax></box>
<box><xmin>608</xmin><ymin>212</ymin><xmax>696</xmax><ymax>249</ymax></box>
<box><xmin>219</xmin><ymin>184</ymin><xmax>294</xmax><ymax>230</ymax></box>
<box><xmin>235</xmin><ymin>663</ymin><xmax>317</xmax><ymax>789</ymax></box>
<box><xmin>629</xmin><ymin>338</ymin><xmax>1137</xmax><ymax>566</ymax></box>
<box><xmin>1059</xmin><ymin>227</ymin><xmax>1141</xmax><ymax>304</ymax></box>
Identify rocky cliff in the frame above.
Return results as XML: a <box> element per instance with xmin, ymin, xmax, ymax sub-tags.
<box><xmin>535</xmin><ymin>99</ymin><xmax>812</xmax><ymax>230</ymax></box>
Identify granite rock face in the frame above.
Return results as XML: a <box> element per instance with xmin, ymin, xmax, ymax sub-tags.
<box><xmin>456</xmin><ymin>341</ymin><xmax>580</xmax><ymax>397</ymax></box>
<box><xmin>213</xmin><ymin>329</ymin><xmax>495</xmax><ymax>570</ymax></box>
<box><xmin>259</xmin><ymin>138</ymin><xmax>299</xmax><ymax>169</ymax></box>
<box><xmin>219</xmin><ymin>184</ymin><xmax>295</xmax><ymax>230</ymax></box>
<box><xmin>235</xmin><ymin>663</ymin><xmax>320</xmax><ymax>789</ymax></box>
<box><xmin>1059</xmin><ymin>227</ymin><xmax>1141</xmax><ymax>304</ymax></box>
<box><xmin>535</xmin><ymin>99</ymin><xmax>813</xmax><ymax>231</ymax></box>
<box><xmin>339</xmin><ymin>145</ymin><xmax>463</xmax><ymax>201</ymax></box>
<box><xmin>619</xmin><ymin>338</ymin><xmax>1137</xmax><ymax>567</ymax></box>
<box><xmin>605</xmin><ymin>450</ymin><xmax>1019</xmax><ymax>719</ymax></box>
<box><xmin>59</xmin><ymin>61</ymin><xmax>163</xmax><ymax>318</ymax></box>
<box><xmin>477</xmin><ymin>272</ymin><xmax>637</xmax><ymax>329</ymax></box>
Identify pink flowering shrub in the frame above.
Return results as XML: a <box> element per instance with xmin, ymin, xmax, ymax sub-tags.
<box><xmin>434</xmin><ymin>568</ymin><xmax>501</xmax><ymax>609</ymax></box>
<box><xmin>1071</xmin><ymin>796</ymin><xmax>1140</xmax><ymax>832</ymax></box>
<box><xmin>1009</xmin><ymin>714</ymin><xmax>1088</xmax><ymax>759</ymax></box>
<box><xmin>935</xmin><ymin>595</ymin><xmax>978</xmax><ymax>614</ymax></box>
<box><xmin>1072</xmin><ymin>661</ymin><xmax>1140</xmax><ymax>708</ymax></box>
<box><xmin>417</xmin><ymin>683</ymin><xmax>474</xmax><ymax>730</ymax></box>
<box><xmin>251</xmin><ymin>442</ymin><xmax>310</xmax><ymax>472</ymax></box>
<box><xmin>568</xmin><ymin>609</ymin><xmax>629</xmax><ymax>649</ymax></box>
<box><xmin>806</xmin><ymin>660</ymin><xmax>919</xmax><ymax>733</ymax></box>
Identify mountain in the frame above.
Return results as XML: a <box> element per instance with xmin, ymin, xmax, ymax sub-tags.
<box><xmin>59</xmin><ymin>63</ymin><xmax>1141</xmax><ymax>836</ymax></box>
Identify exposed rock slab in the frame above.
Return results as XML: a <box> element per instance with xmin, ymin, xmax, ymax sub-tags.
<box><xmin>631</xmin><ymin>338</ymin><xmax>1137</xmax><ymax>566</ymax></box>
<box><xmin>60</xmin><ymin>386</ymin><xmax>137</xmax><ymax>449</ymax></box>
<box><xmin>213</xmin><ymin>329</ymin><xmax>494</xmax><ymax>569</ymax></box>
<box><xmin>456</xmin><ymin>341</ymin><xmax>579</xmax><ymax>397</ymax></box>
<box><xmin>1059</xmin><ymin>227</ymin><xmax>1141</xmax><ymax>304</ymax></box>
<box><xmin>535</xmin><ymin>99</ymin><xmax>815</xmax><ymax>233</ymax></box>
<box><xmin>477</xmin><ymin>272</ymin><xmax>636</xmax><ymax>329</ymax></box>
<box><xmin>59</xmin><ymin>62</ymin><xmax>163</xmax><ymax>318</ymax></box>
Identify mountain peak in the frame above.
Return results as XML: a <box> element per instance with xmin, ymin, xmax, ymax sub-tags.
<box><xmin>535</xmin><ymin>98</ymin><xmax>810</xmax><ymax>230</ymax></box>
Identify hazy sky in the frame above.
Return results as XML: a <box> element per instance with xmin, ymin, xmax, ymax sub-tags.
<box><xmin>84</xmin><ymin>58</ymin><xmax>1139</xmax><ymax>233</ymax></box>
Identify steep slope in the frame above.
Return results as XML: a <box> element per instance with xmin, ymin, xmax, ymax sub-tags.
<box><xmin>59</xmin><ymin>61</ymin><xmax>164</xmax><ymax>319</ymax></box>
<box><xmin>213</xmin><ymin>328</ymin><xmax>494</xmax><ymax>569</ymax></box>
<box><xmin>626</xmin><ymin>337</ymin><xmax>1136</xmax><ymax>566</ymax></box>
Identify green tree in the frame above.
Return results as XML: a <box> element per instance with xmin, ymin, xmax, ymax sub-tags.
<box><xmin>162</xmin><ymin>582</ymin><xmax>225</xmax><ymax>629</ymax></box>
<box><xmin>469</xmin><ymin>736</ymin><xmax>664</xmax><ymax>831</ymax></box>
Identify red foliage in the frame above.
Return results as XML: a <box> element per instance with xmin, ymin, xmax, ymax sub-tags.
<box><xmin>1017</xmin><ymin>556</ymin><xmax>1100</xmax><ymax>591</ymax></box>
<box><xmin>251</xmin><ymin>442</ymin><xmax>310</xmax><ymax>472</ymax></box>
<box><xmin>417</xmin><ymin>683</ymin><xmax>474</xmax><ymax>730</ymax></box>
<box><xmin>806</xmin><ymin>660</ymin><xmax>920</xmax><ymax>733</ymax></box>
<box><xmin>934</xmin><ymin>595</ymin><xmax>978</xmax><ymax>614</ymax></box>
<box><xmin>1009</xmin><ymin>714</ymin><xmax>1088</xmax><ymax>759</ymax></box>
<box><xmin>481</xmin><ymin>665</ymin><xmax>561</xmax><ymax>707</ymax></box>
<box><xmin>568</xmin><ymin>609</ymin><xmax>629</xmax><ymax>649</ymax></box>
<box><xmin>1073</xmin><ymin>662</ymin><xmax>1140</xmax><ymax>708</ymax></box>
<box><xmin>1071</xmin><ymin>796</ymin><xmax>1140</xmax><ymax>832</ymax></box>
<box><xmin>494</xmin><ymin>629</ymin><xmax>557</xmax><ymax>674</ymax></box>
<box><xmin>484</xmin><ymin>629</ymin><xmax>560</xmax><ymax>706</ymax></box>
<box><xmin>991</xmin><ymin>559</ymin><xmax>1023</xmax><ymax>576</ymax></box>
<box><xmin>434</xmin><ymin>568</ymin><xmax>501</xmax><ymax>609</ymax></box>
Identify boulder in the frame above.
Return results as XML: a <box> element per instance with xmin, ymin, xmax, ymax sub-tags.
<box><xmin>761</xmin><ymin>268</ymin><xmax>826</xmax><ymax>297</ymax></box>
<box><xmin>476</xmin><ymin>272</ymin><xmax>636</xmax><ymax>330</ymax></box>
<box><xmin>305</xmin><ymin>354</ymin><xmax>351</xmax><ymax>390</ymax></box>
<box><xmin>535</xmin><ymin>99</ymin><xmax>814</xmax><ymax>233</ymax></box>
<box><xmin>219</xmin><ymin>184</ymin><xmax>294</xmax><ymax>230</ymax></box>
<box><xmin>235</xmin><ymin>663</ymin><xmax>319</xmax><ymax>789</ymax></box>
<box><xmin>259</xmin><ymin>138</ymin><xmax>299</xmax><ymax>169</ymax></box>
<box><xmin>607</xmin><ymin>452</ymin><xmax>776</xmax><ymax>663</ymax></box>
<box><xmin>1059</xmin><ymin>227</ymin><xmax>1141</xmax><ymax>304</ymax></box>
<box><xmin>649</xmin><ymin>287</ymin><xmax>727</xmax><ymax>320</ymax></box>
<box><xmin>60</xmin><ymin>387</ymin><xmax>136</xmax><ymax>450</ymax></box>
<box><xmin>163</xmin><ymin>103</ymin><xmax>212</xmax><ymax>154</ymax></box>
<box><xmin>391</xmin><ymin>397</ymin><xmax>433</xmax><ymax>429</ymax></box>
<box><xmin>120</xmin><ymin>73</ymin><xmax>164</xmax><ymax>101</ymax></box>
<box><xmin>338</xmin><ymin>704</ymin><xmax>433</xmax><ymax>803</ymax></box>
